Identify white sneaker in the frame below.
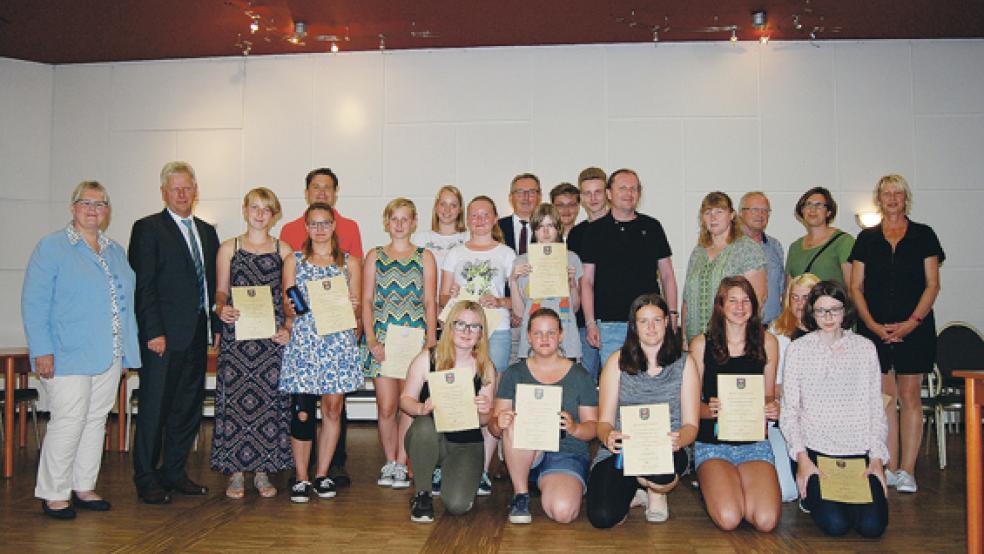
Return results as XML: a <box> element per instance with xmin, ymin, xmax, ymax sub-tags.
<box><xmin>884</xmin><ymin>469</ymin><xmax>897</xmax><ymax>487</ymax></box>
<box><xmin>377</xmin><ymin>461</ymin><xmax>396</xmax><ymax>487</ymax></box>
<box><xmin>895</xmin><ymin>470</ymin><xmax>918</xmax><ymax>493</ymax></box>
<box><xmin>629</xmin><ymin>488</ymin><xmax>648</xmax><ymax>509</ymax></box>
<box><xmin>390</xmin><ymin>463</ymin><xmax>411</xmax><ymax>489</ymax></box>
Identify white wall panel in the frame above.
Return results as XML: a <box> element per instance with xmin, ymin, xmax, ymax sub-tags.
<box><xmin>50</xmin><ymin>64</ymin><xmax>112</xmax><ymax>200</ymax></box>
<box><xmin>937</xmin><ymin>269</ymin><xmax>984</xmax><ymax>332</ymax></box>
<box><xmin>914</xmin><ymin>115</ymin><xmax>984</xmax><ymax>190</ymax></box>
<box><xmin>684</xmin><ymin>118</ymin><xmax>761</xmax><ymax>191</ymax></box>
<box><xmin>0</xmin><ymin>59</ymin><xmax>52</xmax><ymax>201</ymax></box>
<box><xmin>385</xmin><ymin>48</ymin><xmax>532</xmax><ymax>123</ymax></box>
<box><xmin>913</xmin><ymin>41</ymin><xmax>984</xmax><ymax>115</ymax></box>
<box><xmin>0</xmin><ymin>201</ymin><xmax>51</xmax><ymax>270</ymax></box>
<box><xmin>531</xmin><ymin>46</ymin><xmax>606</xmax><ymax>120</ymax></box>
<box><xmin>0</xmin><ymin>271</ymin><xmax>26</xmax><ymax>346</ymax></box>
<box><xmin>761</xmin><ymin>115</ymin><xmax>836</xmax><ymax>191</ymax></box>
<box><xmin>531</xmin><ymin>118</ymin><xmax>607</xmax><ymax>192</ymax></box>
<box><xmin>313</xmin><ymin>53</ymin><xmax>384</xmax><ymax>197</ymax></box>
<box><xmin>835</xmin><ymin>42</ymin><xmax>912</xmax><ymax>117</ymax></box>
<box><xmin>382</xmin><ymin>124</ymin><xmax>455</xmax><ymax>198</ymax></box>
<box><xmin>243</xmin><ymin>56</ymin><xmax>315</xmax><ymax>197</ymax></box>
<box><xmin>837</xmin><ymin>114</ymin><xmax>914</xmax><ymax>191</ymax></box>
<box><xmin>111</xmin><ymin>59</ymin><xmax>244</xmax><ymax>131</ymax></box>
<box><xmin>176</xmin><ymin>129</ymin><xmax>243</xmax><ymax>201</ymax></box>
<box><xmin>196</xmin><ymin>198</ymin><xmax>246</xmax><ymax>242</ymax></box>
<box><xmin>607</xmin><ymin>119</ymin><xmax>684</xmax><ymax>190</ymax></box>
<box><xmin>760</xmin><ymin>44</ymin><xmax>835</xmax><ymax>117</ymax></box>
<box><xmin>455</xmin><ymin>122</ymin><xmax>531</xmax><ymax>195</ymax></box>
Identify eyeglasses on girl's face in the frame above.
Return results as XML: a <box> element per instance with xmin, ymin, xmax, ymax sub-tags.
<box><xmin>451</xmin><ymin>320</ymin><xmax>483</xmax><ymax>334</ymax></box>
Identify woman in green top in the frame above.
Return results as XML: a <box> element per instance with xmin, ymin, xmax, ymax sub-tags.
<box><xmin>682</xmin><ymin>192</ymin><xmax>767</xmax><ymax>343</ymax></box>
<box><xmin>785</xmin><ymin>187</ymin><xmax>854</xmax><ymax>287</ymax></box>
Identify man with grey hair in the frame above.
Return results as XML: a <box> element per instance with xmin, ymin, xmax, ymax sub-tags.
<box><xmin>129</xmin><ymin>161</ymin><xmax>220</xmax><ymax>504</ymax></box>
<box><xmin>739</xmin><ymin>191</ymin><xmax>784</xmax><ymax>325</ymax></box>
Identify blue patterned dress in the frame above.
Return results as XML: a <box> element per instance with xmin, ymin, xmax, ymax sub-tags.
<box><xmin>279</xmin><ymin>252</ymin><xmax>362</xmax><ymax>395</ymax></box>
<box><xmin>363</xmin><ymin>246</ymin><xmax>427</xmax><ymax>378</ymax></box>
<box><xmin>211</xmin><ymin>240</ymin><xmax>293</xmax><ymax>473</ymax></box>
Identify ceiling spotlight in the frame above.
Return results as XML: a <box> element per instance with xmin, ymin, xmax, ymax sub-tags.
<box><xmin>652</xmin><ymin>28</ymin><xmax>659</xmax><ymax>43</ymax></box>
<box><xmin>330</xmin><ymin>41</ymin><xmax>339</xmax><ymax>53</ymax></box>
<box><xmin>249</xmin><ymin>14</ymin><xmax>260</xmax><ymax>34</ymax></box>
<box><xmin>379</xmin><ymin>33</ymin><xmax>386</xmax><ymax>51</ymax></box>
<box><xmin>751</xmin><ymin>10</ymin><xmax>767</xmax><ymax>29</ymax></box>
<box><xmin>759</xmin><ymin>35</ymin><xmax>770</xmax><ymax>44</ymax></box>
<box><xmin>287</xmin><ymin>21</ymin><xmax>307</xmax><ymax>45</ymax></box>
<box><xmin>730</xmin><ymin>26</ymin><xmax>738</xmax><ymax>42</ymax></box>
<box><xmin>792</xmin><ymin>14</ymin><xmax>803</xmax><ymax>30</ymax></box>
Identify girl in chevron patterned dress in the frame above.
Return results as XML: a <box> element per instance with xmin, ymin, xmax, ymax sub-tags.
<box><xmin>212</xmin><ymin>188</ymin><xmax>293</xmax><ymax>499</ymax></box>
<box><xmin>362</xmin><ymin>198</ymin><xmax>438</xmax><ymax>489</ymax></box>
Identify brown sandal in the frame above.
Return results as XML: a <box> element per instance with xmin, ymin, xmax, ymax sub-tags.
<box><xmin>226</xmin><ymin>473</ymin><xmax>245</xmax><ymax>499</ymax></box>
<box><xmin>254</xmin><ymin>472</ymin><xmax>277</xmax><ymax>498</ymax></box>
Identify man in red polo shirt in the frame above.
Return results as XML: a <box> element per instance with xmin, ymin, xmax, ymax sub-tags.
<box><xmin>279</xmin><ymin>167</ymin><xmax>363</xmax><ymax>487</ymax></box>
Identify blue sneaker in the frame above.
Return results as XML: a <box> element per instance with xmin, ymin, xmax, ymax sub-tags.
<box><xmin>431</xmin><ymin>467</ymin><xmax>442</xmax><ymax>496</ymax></box>
<box><xmin>477</xmin><ymin>472</ymin><xmax>492</xmax><ymax>497</ymax></box>
<box><xmin>509</xmin><ymin>493</ymin><xmax>531</xmax><ymax>524</ymax></box>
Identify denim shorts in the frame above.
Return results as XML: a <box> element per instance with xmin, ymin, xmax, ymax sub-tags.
<box><xmin>529</xmin><ymin>451</ymin><xmax>590</xmax><ymax>492</ymax></box>
<box><xmin>694</xmin><ymin>440</ymin><xmax>775</xmax><ymax>469</ymax></box>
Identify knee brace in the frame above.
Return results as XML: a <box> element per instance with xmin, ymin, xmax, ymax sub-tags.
<box><xmin>290</xmin><ymin>394</ymin><xmax>317</xmax><ymax>441</ymax></box>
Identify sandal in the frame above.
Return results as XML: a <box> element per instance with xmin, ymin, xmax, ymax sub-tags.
<box><xmin>226</xmin><ymin>473</ymin><xmax>245</xmax><ymax>499</ymax></box>
<box><xmin>254</xmin><ymin>472</ymin><xmax>277</xmax><ymax>498</ymax></box>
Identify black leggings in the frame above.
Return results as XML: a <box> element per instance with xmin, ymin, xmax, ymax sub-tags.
<box><xmin>586</xmin><ymin>449</ymin><xmax>689</xmax><ymax>529</ymax></box>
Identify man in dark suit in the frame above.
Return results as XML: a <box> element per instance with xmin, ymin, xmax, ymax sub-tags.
<box><xmin>129</xmin><ymin>161</ymin><xmax>220</xmax><ymax>504</ymax></box>
<box><xmin>497</xmin><ymin>173</ymin><xmax>541</xmax><ymax>255</ymax></box>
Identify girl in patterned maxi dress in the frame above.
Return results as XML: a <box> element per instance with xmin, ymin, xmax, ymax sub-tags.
<box><xmin>362</xmin><ymin>198</ymin><xmax>438</xmax><ymax>489</ymax></box>
<box><xmin>212</xmin><ymin>188</ymin><xmax>294</xmax><ymax>498</ymax></box>
<box><xmin>279</xmin><ymin>203</ymin><xmax>363</xmax><ymax>503</ymax></box>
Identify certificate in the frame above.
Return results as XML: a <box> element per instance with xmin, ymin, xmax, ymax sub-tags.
<box><xmin>716</xmin><ymin>374</ymin><xmax>765</xmax><ymax>442</ymax></box>
<box><xmin>817</xmin><ymin>456</ymin><xmax>873</xmax><ymax>504</ymax></box>
<box><xmin>438</xmin><ymin>293</ymin><xmax>503</xmax><ymax>338</ymax></box>
<box><xmin>426</xmin><ymin>368</ymin><xmax>480</xmax><ymax>433</ymax></box>
<box><xmin>512</xmin><ymin>383</ymin><xmax>562</xmax><ymax>452</ymax></box>
<box><xmin>620</xmin><ymin>403</ymin><xmax>674</xmax><ymax>476</ymax></box>
<box><xmin>379</xmin><ymin>324</ymin><xmax>424</xmax><ymax>379</ymax></box>
<box><xmin>230</xmin><ymin>285</ymin><xmax>276</xmax><ymax>341</ymax></box>
<box><xmin>306</xmin><ymin>276</ymin><xmax>357</xmax><ymax>335</ymax></box>
<box><xmin>528</xmin><ymin>243</ymin><xmax>570</xmax><ymax>299</ymax></box>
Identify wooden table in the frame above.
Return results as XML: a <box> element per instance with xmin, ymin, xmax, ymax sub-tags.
<box><xmin>2</xmin><ymin>347</ymin><xmax>30</xmax><ymax>478</ymax></box>
<box><xmin>955</xmin><ymin>370</ymin><xmax>984</xmax><ymax>554</ymax></box>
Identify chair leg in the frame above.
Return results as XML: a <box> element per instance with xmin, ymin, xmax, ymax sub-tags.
<box><xmin>30</xmin><ymin>401</ymin><xmax>40</xmax><ymax>450</ymax></box>
<box><xmin>937</xmin><ymin>405</ymin><xmax>947</xmax><ymax>470</ymax></box>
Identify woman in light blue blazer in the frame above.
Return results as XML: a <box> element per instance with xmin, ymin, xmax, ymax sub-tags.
<box><xmin>21</xmin><ymin>181</ymin><xmax>140</xmax><ymax>519</ymax></box>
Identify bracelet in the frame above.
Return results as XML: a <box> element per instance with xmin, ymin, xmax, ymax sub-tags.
<box><xmin>586</xmin><ymin>320</ymin><xmax>599</xmax><ymax>327</ymax></box>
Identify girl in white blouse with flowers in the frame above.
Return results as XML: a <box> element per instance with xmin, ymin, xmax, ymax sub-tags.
<box><xmin>780</xmin><ymin>280</ymin><xmax>889</xmax><ymax>538</ymax></box>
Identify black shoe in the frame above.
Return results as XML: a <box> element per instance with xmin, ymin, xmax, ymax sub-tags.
<box><xmin>41</xmin><ymin>501</ymin><xmax>77</xmax><ymax>520</ymax></box>
<box><xmin>410</xmin><ymin>491</ymin><xmax>435</xmax><ymax>523</ymax></box>
<box><xmin>72</xmin><ymin>493</ymin><xmax>111</xmax><ymax>511</ymax></box>
<box><xmin>313</xmin><ymin>476</ymin><xmax>336</xmax><ymax>499</ymax></box>
<box><xmin>289</xmin><ymin>480</ymin><xmax>312</xmax><ymax>504</ymax></box>
<box><xmin>137</xmin><ymin>483</ymin><xmax>172</xmax><ymax>505</ymax></box>
<box><xmin>328</xmin><ymin>465</ymin><xmax>351</xmax><ymax>488</ymax></box>
<box><xmin>162</xmin><ymin>477</ymin><xmax>209</xmax><ymax>496</ymax></box>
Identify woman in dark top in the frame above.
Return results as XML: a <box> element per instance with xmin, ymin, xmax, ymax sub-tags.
<box><xmin>400</xmin><ymin>300</ymin><xmax>495</xmax><ymax>523</ymax></box>
<box><xmin>849</xmin><ymin>174</ymin><xmax>944</xmax><ymax>495</ymax></box>
<box><xmin>691</xmin><ymin>276</ymin><xmax>780</xmax><ymax>532</ymax></box>
<box><xmin>586</xmin><ymin>294</ymin><xmax>699</xmax><ymax>528</ymax></box>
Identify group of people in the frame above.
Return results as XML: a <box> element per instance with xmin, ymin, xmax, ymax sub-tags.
<box><xmin>21</xmin><ymin>161</ymin><xmax>944</xmax><ymax>539</ymax></box>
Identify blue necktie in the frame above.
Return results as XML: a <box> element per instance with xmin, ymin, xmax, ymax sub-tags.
<box><xmin>181</xmin><ymin>218</ymin><xmax>206</xmax><ymax>310</ymax></box>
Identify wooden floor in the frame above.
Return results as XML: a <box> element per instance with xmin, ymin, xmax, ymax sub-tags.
<box><xmin>0</xmin><ymin>419</ymin><xmax>971</xmax><ymax>553</ymax></box>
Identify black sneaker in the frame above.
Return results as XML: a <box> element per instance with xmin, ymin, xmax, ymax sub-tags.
<box><xmin>508</xmin><ymin>493</ymin><xmax>532</xmax><ymax>524</ymax></box>
<box><xmin>313</xmin><ymin>476</ymin><xmax>337</xmax><ymax>499</ymax></box>
<box><xmin>410</xmin><ymin>491</ymin><xmax>435</xmax><ymax>524</ymax></box>
<box><xmin>290</xmin><ymin>480</ymin><xmax>312</xmax><ymax>504</ymax></box>
<box><xmin>329</xmin><ymin>465</ymin><xmax>352</xmax><ymax>488</ymax></box>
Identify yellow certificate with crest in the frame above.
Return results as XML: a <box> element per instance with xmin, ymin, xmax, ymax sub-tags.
<box><xmin>620</xmin><ymin>403</ymin><xmax>674</xmax><ymax>476</ymax></box>
<box><xmin>437</xmin><ymin>293</ymin><xmax>503</xmax><ymax>338</ymax></box>
<box><xmin>426</xmin><ymin>368</ymin><xmax>480</xmax><ymax>433</ymax></box>
<box><xmin>306</xmin><ymin>276</ymin><xmax>357</xmax><ymax>335</ymax></box>
<box><xmin>231</xmin><ymin>285</ymin><xmax>276</xmax><ymax>341</ymax></box>
<box><xmin>379</xmin><ymin>324</ymin><xmax>424</xmax><ymax>379</ymax></box>
<box><xmin>817</xmin><ymin>456</ymin><xmax>873</xmax><ymax>504</ymax></box>
<box><xmin>717</xmin><ymin>374</ymin><xmax>765</xmax><ymax>442</ymax></box>
<box><xmin>528</xmin><ymin>243</ymin><xmax>569</xmax><ymax>299</ymax></box>
<box><xmin>512</xmin><ymin>383</ymin><xmax>562</xmax><ymax>452</ymax></box>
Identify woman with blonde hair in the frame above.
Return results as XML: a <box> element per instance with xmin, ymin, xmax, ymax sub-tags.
<box><xmin>401</xmin><ymin>301</ymin><xmax>496</xmax><ymax>523</ymax></box>
<box><xmin>362</xmin><ymin>197</ymin><xmax>438</xmax><ymax>489</ymax></box>
<box><xmin>212</xmin><ymin>187</ymin><xmax>294</xmax><ymax>499</ymax></box>
<box><xmin>682</xmin><ymin>192</ymin><xmax>767</xmax><ymax>343</ymax></box>
<box><xmin>415</xmin><ymin>185</ymin><xmax>468</xmax><ymax>294</ymax></box>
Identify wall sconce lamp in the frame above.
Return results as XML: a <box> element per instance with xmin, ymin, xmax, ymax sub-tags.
<box><xmin>856</xmin><ymin>210</ymin><xmax>882</xmax><ymax>229</ymax></box>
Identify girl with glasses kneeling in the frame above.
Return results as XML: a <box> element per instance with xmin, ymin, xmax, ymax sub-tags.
<box><xmin>780</xmin><ymin>280</ymin><xmax>889</xmax><ymax>538</ymax></box>
<box><xmin>401</xmin><ymin>301</ymin><xmax>495</xmax><ymax>523</ymax></box>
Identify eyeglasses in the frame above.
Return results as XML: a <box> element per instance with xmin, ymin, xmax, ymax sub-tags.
<box><xmin>306</xmin><ymin>221</ymin><xmax>333</xmax><ymax>230</ymax></box>
<box><xmin>804</xmin><ymin>201</ymin><xmax>829</xmax><ymax>210</ymax></box>
<box><xmin>815</xmin><ymin>306</ymin><xmax>844</xmax><ymax>318</ymax></box>
<box><xmin>511</xmin><ymin>189</ymin><xmax>541</xmax><ymax>197</ymax></box>
<box><xmin>451</xmin><ymin>320</ymin><xmax>483</xmax><ymax>334</ymax></box>
<box><xmin>741</xmin><ymin>207</ymin><xmax>771</xmax><ymax>214</ymax></box>
<box><xmin>75</xmin><ymin>199</ymin><xmax>109</xmax><ymax>210</ymax></box>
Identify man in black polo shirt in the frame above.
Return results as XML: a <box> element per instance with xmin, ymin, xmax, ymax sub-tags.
<box><xmin>579</xmin><ymin>168</ymin><xmax>678</xmax><ymax>367</ymax></box>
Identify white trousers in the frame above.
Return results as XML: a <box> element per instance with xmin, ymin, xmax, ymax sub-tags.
<box><xmin>35</xmin><ymin>360</ymin><xmax>121</xmax><ymax>501</ymax></box>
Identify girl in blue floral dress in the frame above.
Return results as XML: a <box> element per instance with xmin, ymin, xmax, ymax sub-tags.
<box><xmin>280</xmin><ymin>203</ymin><xmax>363</xmax><ymax>503</ymax></box>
